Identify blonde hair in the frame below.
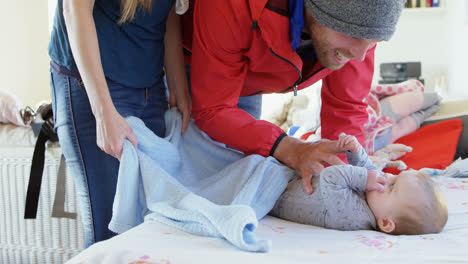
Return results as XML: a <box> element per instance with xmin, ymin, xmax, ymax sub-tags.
<box><xmin>119</xmin><ymin>0</ymin><xmax>153</xmax><ymax>24</ymax></box>
<box><xmin>393</xmin><ymin>172</ymin><xmax>448</xmax><ymax>235</ymax></box>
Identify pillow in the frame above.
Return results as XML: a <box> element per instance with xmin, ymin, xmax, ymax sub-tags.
<box><xmin>384</xmin><ymin>119</ymin><xmax>462</xmax><ymax>174</ymax></box>
<box><xmin>0</xmin><ymin>89</ymin><xmax>26</xmax><ymax>126</ymax></box>
<box><xmin>423</xmin><ymin>115</ymin><xmax>468</xmax><ymax>160</ymax></box>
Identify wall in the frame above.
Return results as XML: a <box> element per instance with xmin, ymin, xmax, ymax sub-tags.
<box><xmin>3</xmin><ymin>1</ymin><xmax>467</xmax><ymax>108</ymax></box>
<box><xmin>373</xmin><ymin>0</ymin><xmax>468</xmax><ymax>101</ymax></box>
<box><xmin>0</xmin><ymin>0</ymin><xmax>51</xmax><ymax>107</ymax></box>
<box><xmin>446</xmin><ymin>0</ymin><xmax>468</xmax><ymax>100</ymax></box>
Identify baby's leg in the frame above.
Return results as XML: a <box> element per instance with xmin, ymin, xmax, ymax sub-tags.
<box><xmin>389</xmin><ymin>102</ymin><xmax>441</xmax><ymax>143</ymax></box>
<box><xmin>409</xmin><ymin>102</ymin><xmax>441</xmax><ymax>127</ymax></box>
<box><xmin>380</xmin><ymin>92</ymin><xmax>424</xmax><ymax>121</ymax></box>
<box><xmin>380</xmin><ymin>92</ymin><xmax>440</xmax><ymax>122</ymax></box>
<box><xmin>388</xmin><ymin>116</ymin><xmax>419</xmax><ymax>143</ymax></box>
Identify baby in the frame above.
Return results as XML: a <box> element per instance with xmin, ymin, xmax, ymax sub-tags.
<box><xmin>270</xmin><ymin>134</ymin><xmax>448</xmax><ymax>235</ymax></box>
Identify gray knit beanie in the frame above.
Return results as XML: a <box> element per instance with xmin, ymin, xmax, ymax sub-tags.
<box><xmin>304</xmin><ymin>0</ymin><xmax>406</xmax><ymax>41</ymax></box>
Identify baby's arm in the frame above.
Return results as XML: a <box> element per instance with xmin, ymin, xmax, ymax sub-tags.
<box><xmin>320</xmin><ymin>164</ymin><xmax>367</xmax><ymax>194</ymax></box>
<box><xmin>320</xmin><ymin>165</ymin><xmax>377</xmax><ymax>230</ymax></box>
<box><xmin>335</xmin><ymin>133</ymin><xmax>385</xmax><ymax>191</ymax></box>
<box><xmin>338</xmin><ymin>133</ymin><xmax>379</xmax><ymax>171</ymax></box>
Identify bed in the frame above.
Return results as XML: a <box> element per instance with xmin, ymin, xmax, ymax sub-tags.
<box><xmin>66</xmin><ymin>99</ymin><xmax>468</xmax><ymax>264</ymax></box>
<box><xmin>67</xmin><ymin>176</ymin><xmax>468</xmax><ymax>264</ymax></box>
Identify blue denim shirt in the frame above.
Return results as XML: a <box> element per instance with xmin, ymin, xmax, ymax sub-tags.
<box><xmin>48</xmin><ymin>0</ymin><xmax>174</xmax><ymax>88</ymax></box>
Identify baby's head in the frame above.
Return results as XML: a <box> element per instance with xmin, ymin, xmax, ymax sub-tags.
<box><xmin>366</xmin><ymin>170</ymin><xmax>447</xmax><ymax>235</ymax></box>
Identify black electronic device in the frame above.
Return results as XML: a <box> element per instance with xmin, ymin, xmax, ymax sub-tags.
<box><xmin>379</xmin><ymin>62</ymin><xmax>424</xmax><ymax>84</ymax></box>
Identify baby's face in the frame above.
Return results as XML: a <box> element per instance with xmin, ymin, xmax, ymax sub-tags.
<box><xmin>366</xmin><ymin>171</ymin><xmax>423</xmax><ymax>220</ymax></box>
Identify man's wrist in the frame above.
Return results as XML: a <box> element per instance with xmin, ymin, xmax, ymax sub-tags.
<box><xmin>269</xmin><ymin>132</ymin><xmax>288</xmax><ymax>156</ymax></box>
<box><xmin>272</xmin><ymin>135</ymin><xmax>301</xmax><ymax>168</ymax></box>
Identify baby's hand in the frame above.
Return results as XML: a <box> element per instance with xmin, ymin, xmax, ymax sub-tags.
<box><xmin>338</xmin><ymin>133</ymin><xmax>360</xmax><ymax>153</ymax></box>
<box><xmin>366</xmin><ymin>170</ymin><xmax>386</xmax><ymax>192</ymax></box>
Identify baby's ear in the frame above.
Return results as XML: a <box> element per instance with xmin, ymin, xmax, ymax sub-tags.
<box><xmin>377</xmin><ymin>218</ymin><xmax>396</xmax><ymax>233</ymax></box>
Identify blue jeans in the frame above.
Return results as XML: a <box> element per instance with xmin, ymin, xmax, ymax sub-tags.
<box><xmin>50</xmin><ymin>70</ymin><xmax>168</xmax><ymax>247</ymax></box>
<box><xmin>237</xmin><ymin>95</ymin><xmax>262</xmax><ymax>120</ymax></box>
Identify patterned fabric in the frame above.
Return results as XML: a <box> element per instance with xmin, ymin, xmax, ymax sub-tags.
<box><xmin>364</xmin><ymin>80</ymin><xmax>425</xmax><ymax>154</ymax></box>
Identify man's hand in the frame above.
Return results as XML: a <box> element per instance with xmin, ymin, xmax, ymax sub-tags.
<box><xmin>273</xmin><ymin>136</ymin><xmax>346</xmax><ymax>194</ymax></box>
<box><xmin>366</xmin><ymin>170</ymin><xmax>386</xmax><ymax>192</ymax></box>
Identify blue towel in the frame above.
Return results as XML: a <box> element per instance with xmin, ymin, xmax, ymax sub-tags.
<box><xmin>108</xmin><ymin>108</ymin><xmax>296</xmax><ymax>252</ymax></box>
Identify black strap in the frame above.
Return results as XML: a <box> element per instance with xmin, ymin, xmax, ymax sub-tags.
<box><xmin>24</xmin><ymin>120</ymin><xmax>58</xmax><ymax>219</ymax></box>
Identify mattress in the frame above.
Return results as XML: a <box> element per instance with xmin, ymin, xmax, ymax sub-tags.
<box><xmin>0</xmin><ymin>123</ymin><xmax>85</xmax><ymax>263</ymax></box>
<box><xmin>66</xmin><ymin>175</ymin><xmax>468</xmax><ymax>264</ymax></box>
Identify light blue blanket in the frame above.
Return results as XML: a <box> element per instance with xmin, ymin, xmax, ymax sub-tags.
<box><xmin>108</xmin><ymin>109</ymin><xmax>295</xmax><ymax>252</ymax></box>
<box><xmin>419</xmin><ymin>157</ymin><xmax>468</xmax><ymax>178</ymax></box>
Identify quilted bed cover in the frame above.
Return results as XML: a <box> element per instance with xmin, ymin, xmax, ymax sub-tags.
<box><xmin>67</xmin><ymin>175</ymin><xmax>468</xmax><ymax>264</ymax></box>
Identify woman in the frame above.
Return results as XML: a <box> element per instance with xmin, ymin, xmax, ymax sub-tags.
<box><xmin>49</xmin><ymin>0</ymin><xmax>190</xmax><ymax>247</ymax></box>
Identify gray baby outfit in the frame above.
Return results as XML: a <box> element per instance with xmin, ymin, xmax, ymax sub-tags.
<box><xmin>270</xmin><ymin>147</ymin><xmax>378</xmax><ymax>231</ymax></box>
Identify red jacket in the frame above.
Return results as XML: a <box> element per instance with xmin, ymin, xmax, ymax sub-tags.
<box><xmin>183</xmin><ymin>0</ymin><xmax>374</xmax><ymax>157</ymax></box>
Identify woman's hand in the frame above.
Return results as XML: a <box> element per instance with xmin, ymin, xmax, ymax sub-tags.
<box><xmin>95</xmin><ymin>107</ymin><xmax>138</xmax><ymax>160</ymax></box>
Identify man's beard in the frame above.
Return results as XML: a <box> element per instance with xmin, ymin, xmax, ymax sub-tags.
<box><xmin>316</xmin><ymin>50</ymin><xmax>346</xmax><ymax>70</ymax></box>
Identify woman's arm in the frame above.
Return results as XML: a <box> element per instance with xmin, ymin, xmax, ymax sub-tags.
<box><xmin>164</xmin><ymin>6</ymin><xmax>191</xmax><ymax>133</ymax></box>
<box><xmin>63</xmin><ymin>0</ymin><xmax>138</xmax><ymax>159</ymax></box>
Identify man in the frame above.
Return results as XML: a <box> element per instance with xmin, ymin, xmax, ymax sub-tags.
<box><xmin>182</xmin><ymin>0</ymin><xmax>406</xmax><ymax>194</ymax></box>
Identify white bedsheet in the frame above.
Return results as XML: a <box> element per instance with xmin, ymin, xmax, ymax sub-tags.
<box><xmin>67</xmin><ymin>176</ymin><xmax>468</xmax><ymax>264</ymax></box>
